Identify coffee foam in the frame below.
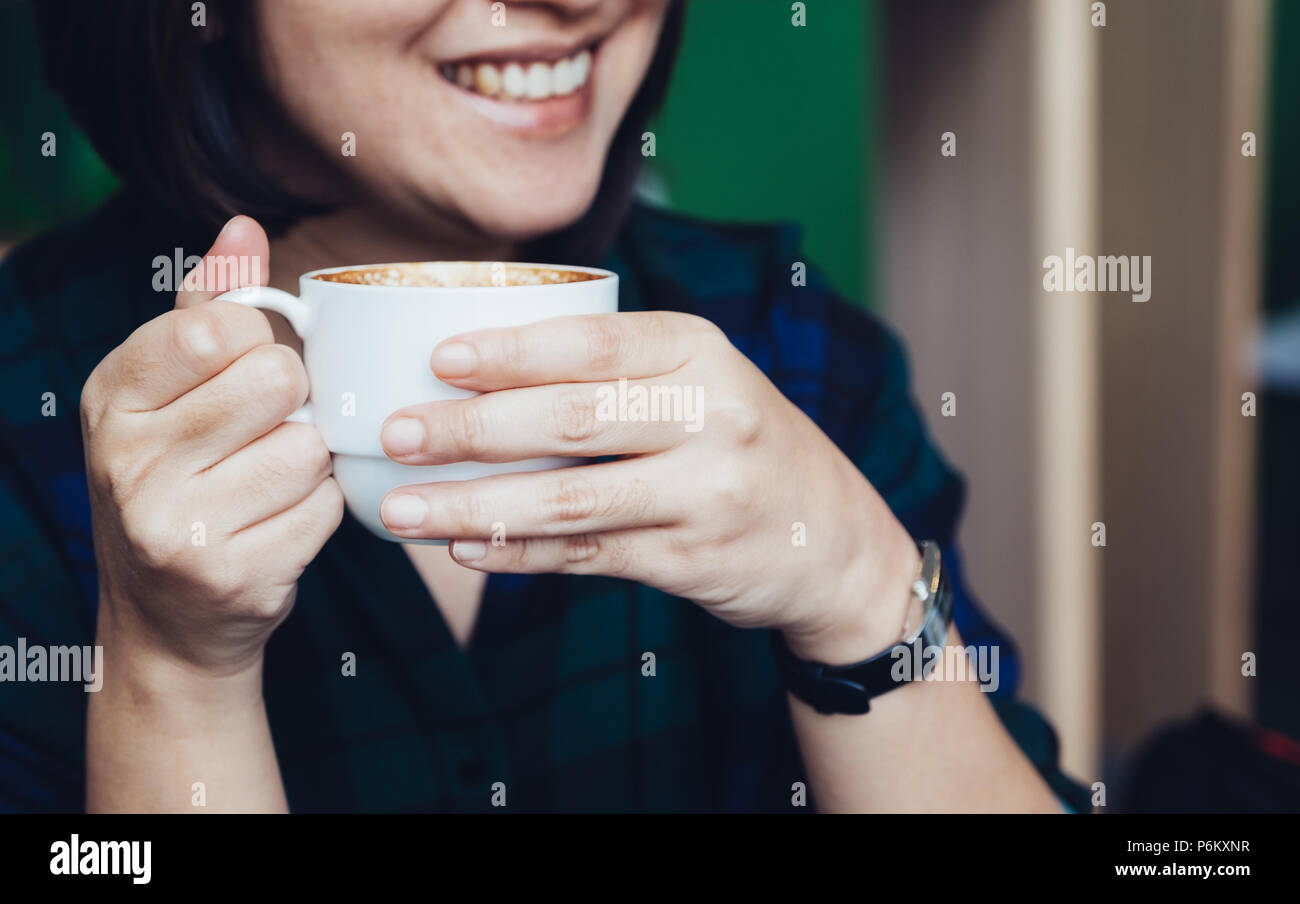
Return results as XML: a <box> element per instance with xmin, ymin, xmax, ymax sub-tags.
<box><xmin>313</xmin><ymin>262</ymin><xmax>602</xmax><ymax>288</ymax></box>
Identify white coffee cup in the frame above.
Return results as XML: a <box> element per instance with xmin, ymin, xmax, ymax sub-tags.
<box><xmin>215</xmin><ymin>261</ymin><xmax>618</xmax><ymax>543</ymax></box>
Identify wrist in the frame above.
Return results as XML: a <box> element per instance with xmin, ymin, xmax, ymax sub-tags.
<box><xmin>95</xmin><ymin>594</ymin><xmax>267</xmax><ymax>706</ymax></box>
<box><xmin>88</xmin><ymin>609</ymin><xmax>280</xmax><ymax>814</ymax></box>
<box><xmin>782</xmin><ymin>519</ymin><xmax>921</xmax><ymax>665</ymax></box>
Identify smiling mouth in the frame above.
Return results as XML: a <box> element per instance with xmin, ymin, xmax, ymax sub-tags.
<box><xmin>437</xmin><ymin>46</ymin><xmax>594</xmax><ymax>102</ymax></box>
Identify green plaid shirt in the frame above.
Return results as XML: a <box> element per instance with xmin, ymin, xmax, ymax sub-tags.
<box><xmin>0</xmin><ymin>193</ymin><xmax>1088</xmax><ymax>812</ymax></box>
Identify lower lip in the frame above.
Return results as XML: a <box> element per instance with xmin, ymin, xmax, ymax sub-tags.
<box><xmin>442</xmin><ymin>71</ymin><xmax>594</xmax><ymax>138</ymax></box>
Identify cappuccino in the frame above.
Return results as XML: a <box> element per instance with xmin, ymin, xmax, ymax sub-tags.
<box><xmin>313</xmin><ymin>261</ymin><xmax>603</xmax><ymax>289</ymax></box>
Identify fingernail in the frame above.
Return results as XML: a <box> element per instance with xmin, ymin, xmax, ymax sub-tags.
<box><xmin>380</xmin><ymin>494</ymin><xmax>428</xmax><ymax>529</ymax></box>
<box><xmin>381</xmin><ymin>417</ymin><xmax>426</xmax><ymax>456</ymax></box>
<box><xmin>431</xmin><ymin>342</ymin><xmax>477</xmax><ymax>377</ymax></box>
<box><xmin>452</xmin><ymin>540</ymin><xmax>488</xmax><ymax>562</ymax></box>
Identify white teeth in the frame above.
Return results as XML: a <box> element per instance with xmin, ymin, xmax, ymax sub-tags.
<box><xmin>551</xmin><ymin>58</ymin><xmax>574</xmax><ymax>95</ymax></box>
<box><xmin>573</xmin><ymin>49</ymin><xmax>591</xmax><ymax>86</ymax></box>
<box><xmin>502</xmin><ymin>62</ymin><xmax>527</xmax><ymax>99</ymax></box>
<box><xmin>525</xmin><ymin>62</ymin><xmax>551</xmax><ymax>99</ymax></box>
<box><xmin>442</xmin><ymin>48</ymin><xmax>593</xmax><ymax>100</ymax></box>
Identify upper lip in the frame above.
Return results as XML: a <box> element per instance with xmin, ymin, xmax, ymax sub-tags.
<box><xmin>438</xmin><ymin>37</ymin><xmax>601</xmax><ymax>67</ymax></box>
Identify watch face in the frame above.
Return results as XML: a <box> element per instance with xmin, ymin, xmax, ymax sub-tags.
<box><xmin>919</xmin><ymin>577</ymin><xmax>954</xmax><ymax>648</ymax></box>
<box><xmin>920</xmin><ymin>604</ymin><xmax>949</xmax><ymax>649</ymax></box>
<box><xmin>900</xmin><ymin>590</ymin><xmax>928</xmax><ymax>644</ymax></box>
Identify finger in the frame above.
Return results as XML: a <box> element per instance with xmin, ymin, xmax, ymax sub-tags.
<box><xmin>377</xmin><ymin>459</ymin><xmax>682</xmax><ymax>541</ymax></box>
<box><xmin>447</xmin><ymin>529</ymin><xmax>663</xmax><ymax>581</ymax></box>
<box><xmin>164</xmin><ymin>342</ymin><xmax>309</xmax><ymax>470</ymax></box>
<box><xmin>92</xmin><ymin>300</ymin><xmax>277</xmax><ymax>413</ymax></box>
<box><xmin>228</xmin><ymin>475</ymin><xmax>344</xmax><ymax>565</ymax></box>
<box><xmin>196</xmin><ymin>422</ymin><xmax>332</xmax><ymax>530</ymax></box>
<box><xmin>380</xmin><ymin>380</ymin><xmax>689</xmax><ymax>465</ymax></box>
<box><xmin>430</xmin><ymin>311</ymin><xmax>715</xmax><ymax>391</ymax></box>
<box><xmin>175</xmin><ymin>215</ymin><xmax>270</xmax><ymax>309</ymax></box>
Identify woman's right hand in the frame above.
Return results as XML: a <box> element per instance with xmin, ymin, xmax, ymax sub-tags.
<box><xmin>81</xmin><ymin>216</ymin><xmax>343</xmax><ymax>675</ymax></box>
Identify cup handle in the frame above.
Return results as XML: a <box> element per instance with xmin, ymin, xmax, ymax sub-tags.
<box><xmin>214</xmin><ymin>285</ymin><xmax>317</xmax><ymax>424</ymax></box>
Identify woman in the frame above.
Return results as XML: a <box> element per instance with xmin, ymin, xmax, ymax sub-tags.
<box><xmin>0</xmin><ymin>0</ymin><xmax>1085</xmax><ymax>812</ymax></box>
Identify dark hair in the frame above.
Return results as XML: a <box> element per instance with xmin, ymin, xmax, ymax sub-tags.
<box><xmin>31</xmin><ymin>0</ymin><xmax>685</xmax><ymax>264</ymax></box>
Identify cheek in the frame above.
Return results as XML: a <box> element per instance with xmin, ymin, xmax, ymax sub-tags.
<box><xmin>258</xmin><ymin>32</ymin><xmax>596</xmax><ymax>234</ymax></box>
<box><xmin>254</xmin><ymin>0</ymin><xmax>451</xmax><ymax>148</ymax></box>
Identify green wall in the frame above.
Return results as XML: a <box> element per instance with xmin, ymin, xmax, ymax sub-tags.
<box><xmin>647</xmin><ymin>0</ymin><xmax>875</xmax><ymax>306</ymax></box>
<box><xmin>0</xmin><ymin>0</ymin><xmax>117</xmax><ymax>238</ymax></box>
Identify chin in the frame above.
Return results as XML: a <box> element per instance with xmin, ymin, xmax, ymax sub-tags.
<box><xmin>455</xmin><ymin>177</ymin><xmax>604</xmax><ymax>246</ymax></box>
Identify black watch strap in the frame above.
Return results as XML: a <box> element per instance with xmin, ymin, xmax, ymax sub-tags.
<box><xmin>768</xmin><ymin>541</ymin><xmax>952</xmax><ymax>715</ymax></box>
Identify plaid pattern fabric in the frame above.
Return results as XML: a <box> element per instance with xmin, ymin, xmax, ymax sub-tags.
<box><xmin>0</xmin><ymin>194</ymin><xmax>1089</xmax><ymax>813</ymax></box>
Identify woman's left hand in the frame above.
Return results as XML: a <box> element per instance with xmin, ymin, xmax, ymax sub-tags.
<box><xmin>379</xmin><ymin>312</ymin><xmax>920</xmax><ymax>662</ymax></box>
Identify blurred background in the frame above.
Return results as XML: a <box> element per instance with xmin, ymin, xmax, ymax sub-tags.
<box><xmin>2</xmin><ymin>0</ymin><xmax>1295</xmax><ymax>810</ymax></box>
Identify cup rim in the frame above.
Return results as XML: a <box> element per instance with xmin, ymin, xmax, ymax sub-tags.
<box><xmin>300</xmin><ymin>261</ymin><xmax>616</xmax><ymax>290</ymax></box>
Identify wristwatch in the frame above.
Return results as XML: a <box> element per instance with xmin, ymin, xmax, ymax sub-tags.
<box><xmin>768</xmin><ymin>540</ymin><xmax>954</xmax><ymax>715</ymax></box>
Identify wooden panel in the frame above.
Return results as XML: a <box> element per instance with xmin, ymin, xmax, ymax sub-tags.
<box><xmin>882</xmin><ymin>0</ymin><xmax>1101</xmax><ymax>777</ymax></box>
<box><xmin>1097</xmin><ymin>0</ymin><xmax>1261</xmax><ymax>750</ymax></box>
<box><xmin>1031</xmin><ymin>0</ymin><xmax>1101</xmax><ymax>780</ymax></box>
<box><xmin>881</xmin><ymin>0</ymin><xmax>1040</xmax><ymax>709</ymax></box>
<box><xmin>882</xmin><ymin>0</ymin><xmax>1264</xmax><ymax>776</ymax></box>
<box><xmin>1209</xmin><ymin>0</ymin><xmax>1266</xmax><ymax>720</ymax></box>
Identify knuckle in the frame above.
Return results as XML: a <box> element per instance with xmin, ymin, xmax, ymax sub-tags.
<box><xmin>584</xmin><ymin>317</ymin><xmax>626</xmax><ymax>370</ymax></box>
<box><xmin>242</xmin><ymin>595</ymin><xmax>286</xmax><ymax>622</ymax></box>
<box><xmin>95</xmin><ymin>453</ymin><xmax>143</xmax><ymax>506</ymax></box>
<box><xmin>551</xmin><ymin>389</ymin><xmax>599</xmax><ymax>445</ymax></box>
<box><xmin>266</xmin><ymin>480</ymin><xmax>344</xmax><ymax>572</ymax></box>
<box><xmin>303</xmin><ymin>430</ymin><xmax>333</xmax><ymax>476</ymax></box>
<box><xmin>79</xmin><ymin>366</ymin><xmax>109</xmax><ymax>431</ymax></box>
<box><xmin>611</xmin><ymin>477</ymin><xmax>656</xmax><ymax>521</ymax></box>
<box><xmin>208</xmin><ymin>300</ymin><xmax>274</xmax><ymax>343</ymax></box>
<box><xmin>280</xmin><ymin>502</ymin><xmax>321</xmax><ymax>550</ymax></box>
<box><xmin>714</xmin><ymin>396</ymin><xmax>762</xmax><ymax>444</ymax></box>
<box><xmin>709</xmin><ymin>467</ymin><xmax>749</xmax><ymax>511</ymax></box>
<box><xmin>604</xmin><ymin>537</ymin><xmax>632</xmax><ymax>574</ymax></box>
<box><xmin>683</xmin><ymin>312</ymin><xmax>724</xmax><ymax>340</ymax></box>
<box><xmin>269</xmin><ymin>425</ymin><xmax>331</xmax><ymax>480</ymax></box>
<box><xmin>87</xmin><ymin>432</ymin><xmax>150</xmax><ymax>506</ymax></box>
<box><xmin>497</xmin><ymin>535</ymin><xmax>526</xmax><ymax>563</ymax></box>
<box><xmin>248</xmin><ymin>451</ymin><xmax>293</xmax><ymax>493</ymax></box>
<box><xmin>205</xmin><ymin>567</ymin><xmax>249</xmax><ymax>606</ymax></box>
<box><xmin>563</xmin><ymin>533</ymin><xmax>602</xmax><ymax>565</ymax></box>
<box><xmin>545</xmin><ymin>474</ymin><xmax>600</xmax><ymax>524</ymax></box>
<box><xmin>319</xmin><ymin>478</ymin><xmax>346</xmax><ymax>526</ymax></box>
<box><xmin>243</xmin><ymin>455</ymin><xmax>281</xmax><ymax>493</ymax></box>
<box><xmin>564</xmin><ymin>533</ymin><xmax>631</xmax><ymax>574</ymax></box>
<box><xmin>168</xmin><ymin>307</ymin><xmax>228</xmax><ymax>372</ymax></box>
<box><xmin>78</xmin><ymin>396</ymin><xmax>101</xmax><ymax>436</ymax></box>
<box><xmin>248</xmin><ymin>345</ymin><xmax>308</xmax><ymax>407</ymax></box>
<box><xmin>449</xmin><ymin>402</ymin><xmax>489</xmax><ymax>456</ymax></box>
<box><xmin>124</xmin><ymin>507</ymin><xmax>182</xmax><ymax>570</ymax></box>
<box><xmin>497</xmin><ymin>330</ymin><xmax>528</xmax><ymax>374</ymax></box>
<box><xmin>447</xmin><ymin>489</ymin><xmax>484</xmax><ymax>532</ymax></box>
<box><xmin>646</xmin><ymin>310</ymin><xmax>682</xmax><ymax>343</ymax></box>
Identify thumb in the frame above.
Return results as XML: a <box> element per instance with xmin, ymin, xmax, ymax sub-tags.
<box><xmin>175</xmin><ymin>215</ymin><xmax>270</xmax><ymax>310</ymax></box>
